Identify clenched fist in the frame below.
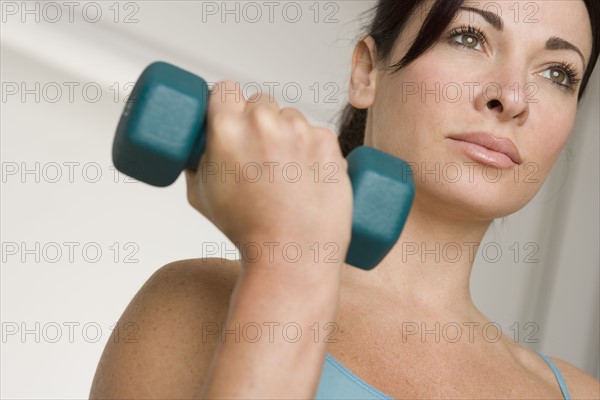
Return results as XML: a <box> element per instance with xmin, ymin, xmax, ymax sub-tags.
<box><xmin>185</xmin><ymin>81</ymin><xmax>353</xmax><ymax>262</ymax></box>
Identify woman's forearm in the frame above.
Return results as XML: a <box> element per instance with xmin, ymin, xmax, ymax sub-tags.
<box><xmin>199</xmin><ymin>256</ymin><xmax>343</xmax><ymax>399</ymax></box>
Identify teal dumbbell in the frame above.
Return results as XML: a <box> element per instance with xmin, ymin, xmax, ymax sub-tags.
<box><xmin>112</xmin><ymin>61</ymin><xmax>414</xmax><ymax>270</ymax></box>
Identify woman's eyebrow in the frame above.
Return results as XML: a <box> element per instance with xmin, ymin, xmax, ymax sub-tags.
<box><xmin>546</xmin><ymin>36</ymin><xmax>586</xmax><ymax>69</ymax></box>
<box><xmin>458</xmin><ymin>5</ymin><xmax>586</xmax><ymax>70</ymax></box>
<box><xmin>459</xmin><ymin>6</ymin><xmax>503</xmax><ymax>31</ymax></box>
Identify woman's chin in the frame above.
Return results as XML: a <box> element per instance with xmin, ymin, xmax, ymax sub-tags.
<box><xmin>413</xmin><ymin>181</ymin><xmax>532</xmax><ymax>221</ymax></box>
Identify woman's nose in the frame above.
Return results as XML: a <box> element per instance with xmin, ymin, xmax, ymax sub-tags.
<box><xmin>475</xmin><ymin>73</ymin><xmax>530</xmax><ymax>125</ymax></box>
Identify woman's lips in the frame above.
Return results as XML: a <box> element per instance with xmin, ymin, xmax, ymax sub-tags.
<box><xmin>450</xmin><ymin>139</ymin><xmax>517</xmax><ymax>169</ymax></box>
<box><xmin>448</xmin><ymin>132</ymin><xmax>522</xmax><ymax>169</ymax></box>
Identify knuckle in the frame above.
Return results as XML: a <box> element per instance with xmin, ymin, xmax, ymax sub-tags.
<box><xmin>281</xmin><ymin>107</ymin><xmax>308</xmax><ymax>126</ymax></box>
<box><xmin>210</xmin><ymin>112</ymin><xmax>236</xmax><ymax>134</ymax></box>
<box><xmin>247</xmin><ymin>106</ymin><xmax>275</xmax><ymax>128</ymax></box>
<box><xmin>287</xmin><ymin>117</ymin><xmax>310</xmax><ymax>136</ymax></box>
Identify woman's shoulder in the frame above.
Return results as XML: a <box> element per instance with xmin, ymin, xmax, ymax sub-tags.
<box><xmin>89</xmin><ymin>257</ymin><xmax>244</xmax><ymax>397</ymax></box>
<box><xmin>545</xmin><ymin>355</ymin><xmax>600</xmax><ymax>399</ymax></box>
<box><xmin>507</xmin><ymin>335</ymin><xmax>599</xmax><ymax>399</ymax></box>
<box><xmin>154</xmin><ymin>256</ymin><xmax>242</xmax><ymax>288</ymax></box>
<box><xmin>146</xmin><ymin>257</ymin><xmax>243</xmax><ymax>310</ymax></box>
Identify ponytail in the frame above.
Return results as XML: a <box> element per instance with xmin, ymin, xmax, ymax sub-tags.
<box><xmin>338</xmin><ymin>104</ymin><xmax>367</xmax><ymax>157</ymax></box>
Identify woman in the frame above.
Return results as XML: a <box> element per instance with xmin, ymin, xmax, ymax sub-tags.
<box><xmin>90</xmin><ymin>0</ymin><xmax>600</xmax><ymax>398</ymax></box>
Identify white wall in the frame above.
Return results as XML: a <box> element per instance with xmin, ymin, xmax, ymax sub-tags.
<box><xmin>1</xmin><ymin>1</ymin><xmax>598</xmax><ymax>398</ymax></box>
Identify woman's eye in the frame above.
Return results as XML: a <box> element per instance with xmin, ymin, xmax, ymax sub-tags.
<box><xmin>537</xmin><ymin>63</ymin><xmax>581</xmax><ymax>92</ymax></box>
<box><xmin>453</xmin><ymin>34</ymin><xmax>482</xmax><ymax>51</ymax></box>
<box><xmin>540</xmin><ymin>67</ymin><xmax>567</xmax><ymax>85</ymax></box>
<box><xmin>447</xmin><ymin>25</ymin><xmax>488</xmax><ymax>52</ymax></box>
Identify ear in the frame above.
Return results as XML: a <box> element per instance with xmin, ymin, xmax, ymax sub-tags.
<box><xmin>349</xmin><ymin>35</ymin><xmax>379</xmax><ymax>109</ymax></box>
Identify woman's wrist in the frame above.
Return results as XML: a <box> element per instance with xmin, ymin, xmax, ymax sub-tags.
<box><xmin>234</xmin><ymin>234</ymin><xmax>348</xmax><ymax>268</ymax></box>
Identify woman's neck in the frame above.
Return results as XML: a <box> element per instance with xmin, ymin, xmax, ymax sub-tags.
<box><xmin>341</xmin><ymin>191</ymin><xmax>493</xmax><ymax>317</ymax></box>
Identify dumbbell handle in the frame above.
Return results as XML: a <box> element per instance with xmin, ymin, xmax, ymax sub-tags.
<box><xmin>113</xmin><ymin>62</ymin><xmax>414</xmax><ymax>270</ymax></box>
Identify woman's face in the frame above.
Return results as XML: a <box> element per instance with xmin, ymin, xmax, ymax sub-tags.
<box><xmin>360</xmin><ymin>0</ymin><xmax>593</xmax><ymax>219</ymax></box>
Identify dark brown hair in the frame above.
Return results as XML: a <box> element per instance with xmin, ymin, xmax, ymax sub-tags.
<box><xmin>339</xmin><ymin>0</ymin><xmax>600</xmax><ymax>157</ymax></box>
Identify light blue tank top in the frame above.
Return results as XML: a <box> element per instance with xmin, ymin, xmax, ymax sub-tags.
<box><xmin>315</xmin><ymin>351</ymin><xmax>571</xmax><ymax>399</ymax></box>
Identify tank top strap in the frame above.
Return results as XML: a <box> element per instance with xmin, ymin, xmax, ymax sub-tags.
<box><xmin>535</xmin><ymin>351</ymin><xmax>571</xmax><ymax>400</ymax></box>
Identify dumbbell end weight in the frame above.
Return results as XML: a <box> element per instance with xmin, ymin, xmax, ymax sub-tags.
<box><xmin>345</xmin><ymin>147</ymin><xmax>415</xmax><ymax>270</ymax></box>
<box><xmin>112</xmin><ymin>61</ymin><xmax>209</xmax><ymax>187</ymax></box>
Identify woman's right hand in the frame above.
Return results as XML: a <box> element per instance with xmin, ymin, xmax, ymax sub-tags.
<box><xmin>185</xmin><ymin>80</ymin><xmax>353</xmax><ymax>263</ymax></box>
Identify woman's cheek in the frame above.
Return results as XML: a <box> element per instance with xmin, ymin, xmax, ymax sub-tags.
<box><xmin>538</xmin><ymin>112</ymin><xmax>576</xmax><ymax>171</ymax></box>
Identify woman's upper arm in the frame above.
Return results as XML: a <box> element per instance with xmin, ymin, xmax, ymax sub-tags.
<box><xmin>89</xmin><ymin>258</ymin><xmax>241</xmax><ymax>399</ymax></box>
